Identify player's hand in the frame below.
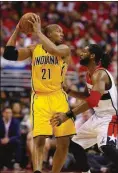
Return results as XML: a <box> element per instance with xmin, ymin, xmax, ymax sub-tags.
<box><xmin>62</xmin><ymin>83</ymin><xmax>69</xmax><ymax>92</ymax></box>
<box><xmin>28</xmin><ymin>15</ymin><xmax>41</xmax><ymax>33</ymax></box>
<box><xmin>50</xmin><ymin>113</ymin><xmax>69</xmax><ymax>127</ymax></box>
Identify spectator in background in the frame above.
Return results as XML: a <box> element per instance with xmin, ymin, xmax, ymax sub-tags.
<box><xmin>20</xmin><ymin>114</ymin><xmax>31</xmax><ymax>168</ymax></box>
<box><xmin>12</xmin><ymin>102</ymin><xmax>23</xmax><ymax>121</ymax></box>
<box><xmin>76</xmin><ymin>33</ymin><xmax>96</xmax><ymax>48</ymax></box>
<box><xmin>1</xmin><ymin>91</ymin><xmax>9</xmax><ymax>112</ymax></box>
<box><xmin>0</xmin><ymin>107</ymin><xmax>21</xmax><ymax>170</ymax></box>
<box><xmin>43</xmin><ymin>137</ymin><xmax>56</xmax><ymax>169</ymax></box>
<box><xmin>86</xmin><ymin>144</ymin><xmax>113</xmax><ymax>173</ymax></box>
<box><xmin>57</xmin><ymin>2</ymin><xmax>75</xmax><ymax>13</ymax></box>
<box><xmin>76</xmin><ymin>65</ymin><xmax>88</xmax><ymax>91</ymax></box>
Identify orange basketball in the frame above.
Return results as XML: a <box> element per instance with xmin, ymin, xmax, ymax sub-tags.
<box><xmin>19</xmin><ymin>13</ymin><xmax>39</xmax><ymax>34</ymax></box>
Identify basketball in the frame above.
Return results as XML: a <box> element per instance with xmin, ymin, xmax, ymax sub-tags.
<box><xmin>19</xmin><ymin>13</ymin><xmax>39</xmax><ymax>34</ymax></box>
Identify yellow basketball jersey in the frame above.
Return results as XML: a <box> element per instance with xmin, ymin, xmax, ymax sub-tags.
<box><xmin>31</xmin><ymin>44</ymin><xmax>67</xmax><ymax>93</ymax></box>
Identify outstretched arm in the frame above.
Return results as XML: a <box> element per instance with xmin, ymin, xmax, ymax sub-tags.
<box><xmin>71</xmin><ymin>71</ymin><xmax>106</xmax><ymax>115</ymax></box>
<box><xmin>51</xmin><ymin>70</ymin><xmax>107</xmax><ymax>126</ymax></box>
<box><xmin>63</xmin><ymin>83</ymin><xmax>89</xmax><ymax>99</ymax></box>
<box><xmin>3</xmin><ymin>23</ymin><xmax>34</xmax><ymax>61</ymax></box>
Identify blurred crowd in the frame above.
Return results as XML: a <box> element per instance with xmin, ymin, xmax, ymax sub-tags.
<box><xmin>0</xmin><ymin>1</ymin><xmax>118</xmax><ymax>173</ymax></box>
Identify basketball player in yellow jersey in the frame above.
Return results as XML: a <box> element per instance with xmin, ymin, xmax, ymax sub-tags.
<box><xmin>3</xmin><ymin>15</ymin><xmax>76</xmax><ymax>173</ymax></box>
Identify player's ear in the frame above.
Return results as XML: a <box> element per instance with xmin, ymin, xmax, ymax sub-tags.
<box><xmin>47</xmin><ymin>32</ymin><xmax>51</xmax><ymax>38</ymax></box>
<box><xmin>90</xmin><ymin>53</ymin><xmax>95</xmax><ymax>60</ymax></box>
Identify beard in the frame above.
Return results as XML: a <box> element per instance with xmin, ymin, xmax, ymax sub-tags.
<box><xmin>55</xmin><ymin>42</ymin><xmax>61</xmax><ymax>45</ymax></box>
<box><xmin>80</xmin><ymin>56</ymin><xmax>90</xmax><ymax>66</ymax></box>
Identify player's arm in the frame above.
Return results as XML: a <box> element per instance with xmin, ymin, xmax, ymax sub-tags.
<box><xmin>68</xmin><ymin>70</ymin><xmax>107</xmax><ymax>117</ymax></box>
<box><xmin>3</xmin><ymin>24</ymin><xmax>33</xmax><ymax>61</ymax></box>
<box><xmin>51</xmin><ymin>71</ymin><xmax>107</xmax><ymax>126</ymax></box>
<box><xmin>63</xmin><ymin>84</ymin><xmax>89</xmax><ymax>99</ymax></box>
<box><xmin>39</xmin><ymin>31</ymin><xmax>70</xmax><ymax>56</ymax></box>
<box><xmin>28</xmin><ymin>16</ymin><xmax>70</xmax><ymax>58</ymax></box>
<box><xmin>64</xmin><ymin>87</ymin><xmax>89</xmax><ymax>100</ymax></box>
<box><xmin>36</xmin><ymin>32</ymin><xmax>70</xmax><ymax>57</ymax></box>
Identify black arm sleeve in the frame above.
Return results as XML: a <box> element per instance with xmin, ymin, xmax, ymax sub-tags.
<box><xmin>3</xmin><ymin>46</ymin><xmax>18</xmax><ymax>61</ymax></box>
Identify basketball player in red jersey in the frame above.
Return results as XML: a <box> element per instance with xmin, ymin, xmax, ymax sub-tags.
<box><xmin>51</xmin><ymin>44</ymin><xmax>118</xmax><ymax>173</ymax></box>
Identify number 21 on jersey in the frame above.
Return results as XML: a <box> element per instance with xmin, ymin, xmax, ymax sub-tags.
<box><xmin>42</xmin><ymin>69</ymin><xmax>51</xmax><ymax>79</ymax></box>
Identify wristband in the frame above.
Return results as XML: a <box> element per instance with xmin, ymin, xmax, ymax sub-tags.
<box><xmin>3</xmin><ymin>46</ymin><xmax>18</xmax><ymax>61</ymax></box>
<box><xmin>86</xmin><ymin>90</ymin><xmax>101</xmax><ymax>108</ymax></box>
<box><xmin>66</xmin><ymin>110</ymin><xmax>76</xmax><ymax>121</ymax></box>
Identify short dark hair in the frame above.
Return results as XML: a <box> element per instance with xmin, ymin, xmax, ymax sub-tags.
<box><xmin>2</xmin><ymin>106</ymin><xmax>12</xmax><ymax>113</ymax></box>
<box><xmin>43</xmin><ymin>24</ymin><xmax>60</xmax><ymax>37</ymax></box>
<box><xmin>88</xmin><ymin>44</ymin><xmax>111</xmax><ymax>69</ymax></box>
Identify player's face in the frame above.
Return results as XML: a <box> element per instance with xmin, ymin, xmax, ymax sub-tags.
<box><xmin>50</xmin><ymin>26</ymin><xmax>64</xmax><ymax>44</ymax></box>
<box><xmin>80</xmin><ymin>46</ymin><xmax>91</xmax><ymax>66</ymax></box>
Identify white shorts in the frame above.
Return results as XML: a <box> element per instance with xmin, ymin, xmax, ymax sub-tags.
<box><xmin>72</xmin><ymin>114</ymin><xmax>118</xmax><ymax>149</ymax></box>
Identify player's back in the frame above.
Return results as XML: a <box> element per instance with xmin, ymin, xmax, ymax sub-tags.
<box><xmin>31</xmin><ymin>44</ymin><xmax>67</xmax><ymax>93</ymax></box>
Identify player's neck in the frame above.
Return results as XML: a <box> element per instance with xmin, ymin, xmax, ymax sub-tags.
<box><xmin>87</xmin><ymin>63</ymin><xmax>97</xmax><ymax>76</ymax></box>
<box><xmin>49</xmin><ymin>37</ymin><xmax>55</xmax><ymax>44</ymax></box>
<box><xmin>49</xmin><ymin>37</ymin><xmax>60</xmax><ymax>45</ymax></box>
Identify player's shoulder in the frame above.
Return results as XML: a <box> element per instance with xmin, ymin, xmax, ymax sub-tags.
<box><xmin>92</xmin><ymin>68</ymin><xmax>108</xmax><ymax>82</ymax></box>
<box><xmin>27</xmin><ymin>44</ymin><xmax>37</xmax><ymax>49</ymax></box>
<box><xmin>27</xmin><ymin>44</ymin><xmax>38</xmax><ymax>54</ymax></box>
<box><xmin>94</xmin><ymin>68</ymin><xmax>108</xmax><ymax>76</ymax></box>
<box><xmin>57</xmin><ymin>44</ymin><xmax>70</xmax><ymax>63</ymax></box>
